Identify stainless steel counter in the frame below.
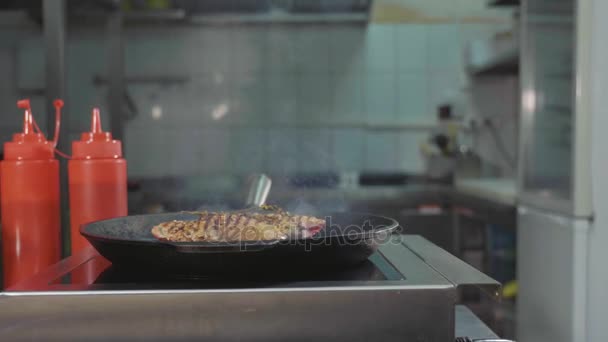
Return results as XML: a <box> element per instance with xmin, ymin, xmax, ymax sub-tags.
<box><xmin>0</xmin><ymin>236</ymin><xmax>501</xmax><ymax>341</ymax></box>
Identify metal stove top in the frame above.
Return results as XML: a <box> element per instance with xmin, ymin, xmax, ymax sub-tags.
<box><xmin>1</xmin><ymin>235</ymin><xmax>500</xmax><ymax>341</ymax></box>
<box><xmin>92</xmin><ymin>256</ymin><xmax>396</xmax><ymax>288</ymax></box>
<box><xmin>8</xmin><ymin>242</ymin><xmax>405</xmax><ymax>292</ymax></box>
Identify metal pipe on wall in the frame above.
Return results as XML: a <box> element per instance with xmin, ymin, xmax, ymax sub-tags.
<box><xmin>43</xmin><ymin>0</ymin><xmax>69</xmax><ymax>257</ymax></box>
<box><xmin>107</xmin><ymin>10</ymin><xmax>125</xmax><ymax>143</ymax></box>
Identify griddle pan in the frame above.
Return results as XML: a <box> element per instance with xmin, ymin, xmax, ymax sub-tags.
<box><xmin>81</xmin><ymin>211</ymin><xmax>398</xmax><ymax>277</ymax></box>
<box><xmin>82</xmin><ymin>174</ymin><xmax>399</xmax><ymax>276</ymax></box>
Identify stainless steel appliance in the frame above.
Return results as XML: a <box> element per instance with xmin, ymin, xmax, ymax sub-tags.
<box><xmin>1</xmin><ymin>235</ymin><xmax>501</xmax><ymax>341</ymax></box>
<box><xmin>517</xmin><ymin>0</ymin><xmax>593</xmax><ymax>341</ymax></box>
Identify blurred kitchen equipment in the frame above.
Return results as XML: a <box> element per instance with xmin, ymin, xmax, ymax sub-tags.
<box><xmin>421</xmin><ymin>104</ymin><xmax>484</xmax><ymax>181</ymax></box>
<box><xmin>420</xmin><ymin>104</ymin><xmax>460</xmax><ymax>181</ymax></box>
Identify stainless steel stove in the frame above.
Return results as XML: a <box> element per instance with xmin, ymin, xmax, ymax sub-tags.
<box><xmin>0</xmin><ymin>235</ymin><xmax>501</xmax><ymax>341</ymax></box>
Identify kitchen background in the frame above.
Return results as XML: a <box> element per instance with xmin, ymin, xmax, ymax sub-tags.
<box><xmin>0</xmin><ymin>1</ymin><xmax>517</xmax><ymax>181</ymax></box>
<box><xmin>0</xmin><ymin>0</ymin><xmax>529</xmax><ymax>338</ymax></box>
<box><xmin>1</xmin><ymin>0</ymin><xmax>605</xmax><ymax>341</ymax></box>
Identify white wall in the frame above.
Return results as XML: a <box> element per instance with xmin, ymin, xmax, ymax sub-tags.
<box><xmin>119</xmin><ymin>22</ymin><xmax>507</xmax><ymax>177</ymax></box>
<box><xmin>123</xmin><ymin>24</ymin><xmax>426</xmax><ymax>177</ymax></box>
<box><xmin>0</xmin><ymin>22</ymin><xmax>508</xmax><ymax>178</ymax></box>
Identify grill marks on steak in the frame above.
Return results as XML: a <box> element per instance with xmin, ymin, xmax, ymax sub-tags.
<box><xmin>151</xmin><ymin>211</ymin><xmax>325</xmax><ymax>242</ymax></box>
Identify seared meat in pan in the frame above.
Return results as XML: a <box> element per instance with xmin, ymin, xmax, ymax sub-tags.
<box><xmin>151</xmin><ymin>208</ymin><xmax>325</xmax><ymax>242</ymax></box>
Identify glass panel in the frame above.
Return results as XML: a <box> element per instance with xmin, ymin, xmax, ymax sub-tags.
<box><xmin>521</xmin><ymin>15</ymin><xmax>574</xmax><ymax>200</ymax></box>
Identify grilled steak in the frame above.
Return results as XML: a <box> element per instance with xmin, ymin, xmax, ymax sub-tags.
<box><xmin>151</xmin><ymin>210</ymin><xmax>325</xmax><ymax>242</ymax></box>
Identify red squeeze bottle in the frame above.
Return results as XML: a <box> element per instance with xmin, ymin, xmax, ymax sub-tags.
<box><xmin>68</xmin><ymin>108</ymin><xmax>127</xmax><ymax>268</ymax></box>
<box><xmin>1</xmin><ymin>99</ymin><xmax>63</xmax><ymax>288</ymax></box>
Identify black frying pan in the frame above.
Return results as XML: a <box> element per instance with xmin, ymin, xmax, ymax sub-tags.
<box><xmin>81</xmin><ymin>211</ymin><xmax>399</xmax><ymax>277</ymax></box>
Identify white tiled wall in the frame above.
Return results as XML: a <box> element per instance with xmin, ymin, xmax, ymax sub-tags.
<box><xmin>122</xmin><ymin>24</ymin><xmax>425</xmax><ymax>177</ymax></box>
<box><xmin>395</xmin><ymin>25</ymin><xmax>428</xmax><ymax>72</ymax></box>
<box><xmin>1</xmin><ymin>22</ymin><xmax>507</xmax><ymax>178</ymax></box>
<box><xmin>364</xmin><ymin>132</ymin><xmax>399</xmax><ymax>172</ymax></box>
<box><xmin>332</xmin><ymin>129</ymin><xmax>364</xmax><ymax>171</ymax></box>
<box><xmin>397</xmin><ymin>72</ymin><xmax>428</xmax><ymax>123</ymax></box>
<box><xmin>230</xmin><ymin>127</ymin><xmax>267</xmax><ymax>174</ymax></box>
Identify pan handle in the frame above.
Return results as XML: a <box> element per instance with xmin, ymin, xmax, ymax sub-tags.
<box><xmin>167</xmin><ymin>239</ymin><xmax>281</xmax><ymax>253</ymax></box>
<box><xmin>245</xmin><ymin>174</ymin><xmax>272</xmax><ymax>207</ymax></box>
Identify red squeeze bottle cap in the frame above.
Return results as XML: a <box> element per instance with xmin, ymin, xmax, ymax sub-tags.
<box><xmin>4</xmin><ymin>99</ymin><xmax>54</xmax><ymax>160</ymax></box>
<box><xmin>72</xmin><ymin>108</ymin><xmax>122</xmax><ymax>159</ymax></box>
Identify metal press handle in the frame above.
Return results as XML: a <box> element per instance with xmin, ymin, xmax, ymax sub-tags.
<box><xmin>245</xmin><ymin>174</ymin><xmax>272</xmax><ymax>207</ymax></box>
